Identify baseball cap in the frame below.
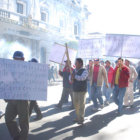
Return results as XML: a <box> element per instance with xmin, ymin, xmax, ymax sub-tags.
<box><xmin>30</xmin><ymin>58</ymin><xmax>38</xmax><ymax>63</ymax></box>
<box><xmin>13</xmin><ymin>51</ymin><xmax>24</xmax><ymax>59</ymax></box>
<box><xmin>94</xmin><ymin>58</ymin><xmax>99</xmax><ymax>61</ymax></box>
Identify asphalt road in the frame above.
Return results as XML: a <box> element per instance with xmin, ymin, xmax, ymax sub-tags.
<box><xmin>0</xmin><ymin>83</ymin><xmax>140</xmax><ymax>140</ymax></box>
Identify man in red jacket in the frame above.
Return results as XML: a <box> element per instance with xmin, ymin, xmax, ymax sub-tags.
<box><xmin>103</xmin><ymin>60</ymin><xmax>114</xmax><ymax>105</ymax></box>
<box><xmin>111</xmin><ymin>58</ymin><xmax>129</xmax><ymax>114</ymax></box>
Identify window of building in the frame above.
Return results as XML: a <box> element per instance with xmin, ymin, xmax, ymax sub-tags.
<box><xmin>41</xmin><ymin>11</ymin><xmax>49</xmax><ymax>22</ymax></box>
<box><xmin>41</xmin><ymin>12</ymin><xmax>46</xmax><ymax>21</ymax></box>
<box><xmin>17</xmin><ymin>2</ymin><xmax>23</xmax><ymax>14</ymax></box>
<box><xmin>74</xmin><ymin>24</ymin><xmax>79</xmax><ymax>35</ymax></box>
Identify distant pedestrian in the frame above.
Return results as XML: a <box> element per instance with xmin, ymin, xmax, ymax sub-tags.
<box><xmin>50</xmin><ymin>66</ymin><xmax>55</xmax><ymax>82</ymax></box>
<box><xmin>111</xmin><ymin>58</ymin><xmax>129</xmax><ymax>114</ymax></box>
<box><xmin>70</xmin><ymin>58</ymin><xmax>88</xmax><ymax>125</ymax></box>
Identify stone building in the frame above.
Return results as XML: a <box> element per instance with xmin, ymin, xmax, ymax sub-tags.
<box><xmin>0</xmin><ymin>0</ymin><xmax>89</xmax><ymax>63</ymax></box>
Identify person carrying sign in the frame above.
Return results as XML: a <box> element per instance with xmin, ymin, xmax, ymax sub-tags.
<box><xmin>70</xmin><ymin>58</ymin><xmax>88</xmax><ymax>125</ymax></box>
<box><xmin>55</xmin><ymin>60</ymin><xmax>74</xmax><ymax>109</ymax></box>
<box><xmin>29</xmin><ymin>58</ymin><xmax>43</xmax><ymax>121</ymax></box>
<box><xmin>5</xmin><ymin>51</ymin><xmax>30</xmax><ymax>140</ymax></box>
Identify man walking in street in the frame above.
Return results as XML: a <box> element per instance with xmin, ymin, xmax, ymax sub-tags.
<box><xmin>55</xmin><ymin>60</ymin><xmax>73</xmax><ymax>109</ymax></box>
<box><xmin>29</xmin><ymin>58</ymin><xmax>43</xmax><ymax>121</ymax></box>
<box><xmin>5</xmin><ymin>51</ymin><xmax>29</xmax><ymax>140</ymax></box>
<box><xmin>89</xmin><ymin>58</ymin><xmax>108</xmax><ymax>110</ymax></box>
<box><xmin>111</xmin><ymin>58</ymin><xmax>129</xmax><ymax>114</ymax></box>
<box><xmin>71</xmin><ymin>58</ymin><xmax>88</xmax><ymax>125</ymax></box>
<box><xmin>124</xmin><ymin>59</ymin><xmax>138</xmax><ymax>108</ymax></box>
<box><xmin>103</xmin><ymin>60</ymin><xmax>114</xmax><ymax>105</ymax></box>
<box><xmin>86</xmin><ymin>60</ymin><xmax>93</xmax><ymax>103</ymax></box>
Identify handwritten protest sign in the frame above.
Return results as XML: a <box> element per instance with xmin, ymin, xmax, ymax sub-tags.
<box><xmin>104</xmin><ymin>34</ymin><xmax>123</xmax><ymax>57</ymax></box>
<box><xmin>104</xmin><ymin>34</ymin><xmax>140</xmax><ymax>58</ymax></box>
<box><xmin>78</xmin><ymin>38</ymin><xmax>105</xmax><ymax>59</ymax></box>
<box><xmin>0</xmin><ymin>58</ymin><xmax>48</xmax><ymax>101</ymax></box>
<box><xmin>49</xmin><ymin>43</ymin><xmax>77</xmax><ymax>64</ymax></box>
<box><xmin>122</xmin><ymin>36</ymin><xmax>140</xmax><ymax>58</ymax></box>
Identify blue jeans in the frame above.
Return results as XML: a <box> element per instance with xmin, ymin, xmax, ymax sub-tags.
<box><xmin>87</xmin><ymin>81</ymin><xmax>91</xmax><ymax>101</ymax></box>
<box><xmin>103</xmin><ymin>83</ymin><xmax>112</xmax><ymax>102</ymax></box>
<box><xmin>91</xmin><ymin>82</ymin><xmax>103</xmax><ymax>108</ymax></box>
<box><xmin>113</xmin><ymin>85</ymin><xmax>126</xmax><ymax>112</ymax></box>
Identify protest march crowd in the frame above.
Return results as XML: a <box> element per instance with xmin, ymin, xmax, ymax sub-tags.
<box><xmin>1</xmin><ymin>50</ymin><xmax>140</xmax><ymax>140</ymax></box>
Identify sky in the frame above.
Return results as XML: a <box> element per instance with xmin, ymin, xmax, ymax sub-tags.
<box><xmin>84</xmin><ymin>0</ymin><xmax>140</xmax><ymax>35</ymax></box>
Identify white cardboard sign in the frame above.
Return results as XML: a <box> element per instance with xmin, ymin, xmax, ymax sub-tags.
<box><xmin>49</xmin><ymin>43</ymin><xmax>77</xmax><ymax>64</ymax></box>
<box><xmin>0</xmin><ymin>58</ymin><xmax>48</xmax><ymax>101</ymax></box>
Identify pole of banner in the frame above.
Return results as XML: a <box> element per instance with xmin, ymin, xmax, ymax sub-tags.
<box><xmin>65</xmin><ymin>43</ymin><xmax>72</xmax><ymax>75</ymax></box>
<box><xmin>60</xmin><ymin>50</ymin><xmax>66</xmax><ymax>71</ymax></box>
<box><xmin>120</xmin><ymin>35</ymin><xmax>124</xmax><ymax>58</ymax></box>
<box><xmin>0</xmin><ymin>113</ymin><xmax>5</xmax><ymax>119</ymax></box>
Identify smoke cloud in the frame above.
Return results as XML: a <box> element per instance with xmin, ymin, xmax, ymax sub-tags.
<box><xmin>0</xmin><ymin>39</ymin><xmax>31</xmax><ymax>61</ymax></box>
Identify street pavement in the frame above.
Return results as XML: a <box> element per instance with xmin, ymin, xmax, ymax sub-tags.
<box><xmin>0</xmin><ymin>81</ymin><xmax>140</xmax><ymax>140</ymax></box>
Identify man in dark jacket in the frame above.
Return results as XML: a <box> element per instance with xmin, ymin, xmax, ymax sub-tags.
<box><xmin>55</xmin><ymin>60</ymin><xmax>73</xmax><ymax>109</ymax></box>
<box><xmin>71</xmin><ymin>58</ymin><xmax>88</xmax><ymax>125</ymax></box>
<box><xmin>111</xmin><ymin>58</ymin><xmax>130</xmax><ymax>114</ymax></box>
<box><xmin>29</xmin><ymin>58</ymin><xmax>43</xmax><ymax>121</ymax></box>
<box><xmin>5</xmin><ymin>51</ymin><xmax>29</xmax><ymax>140</ymax></box>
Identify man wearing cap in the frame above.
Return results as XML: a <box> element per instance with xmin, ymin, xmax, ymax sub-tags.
<box><xmin>124</xmin><ymin>59</ymin><xmax>137</xmax><ymax>108</ymax></box>
<box><xmin>29</xmin><ymin>58</ymin><xmax>43</xmax><ymax>120</ymax></box>
<box><xmin>111</xmin><ymin>58</ymin><xmax>129</xmax><ymax>114</ymax></box>
<box><xmin>55</xmin><ymin>60</ymin><xmax>74</xmax><ymax>109</ymax></box>
<box><xmin>89</xmin><ymin>58</ymin><xmax>108</xmax><ymax>110</ymax></box>
<box><xmin>103</xmin><ymin>60</ymin><xmax>114</xmax><ymax>105</ymax></box>
<box><xmin>5</xmin><ymin>51</ymin><xmax>29</xmax><ymax>140</ymax></box>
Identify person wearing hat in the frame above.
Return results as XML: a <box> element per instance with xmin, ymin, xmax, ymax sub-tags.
<box><xmin>89</xmin><ymin>58</ymin><xmax>108</xmax><ymax>111</ymax></box>
<box><xmin>29</xmin><ymin>58</ymin><xmax>43</xmax><ymax>121</ymax></box>
<box><xmin>111</xmin><ymin>57</ymin><xmax>130</xmax><ymax>114</ymax></box>
<box><xmin>124</xmin><ymin>59</ymin><xmax>138</xmax><ymax>108</ymax></box>
<box><xmin>103</xmin><ymin>60</ymin><xmax>114</xmax><ymax>105</ymax></box>
<box><xmin>55</xmin><ymin>60</ymin><xmax>74</xmax><ymax>109</ymax></box>
<box><xmin>5</xmin><ymin>51</ymin><xmax>30</xmax><ymax>140</ymax></box>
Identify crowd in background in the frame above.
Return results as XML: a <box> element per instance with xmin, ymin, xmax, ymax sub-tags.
<box><xmin>1</xmin><ymin>51</ymin><xmax>140</xmax><ymax>140</ymax></box>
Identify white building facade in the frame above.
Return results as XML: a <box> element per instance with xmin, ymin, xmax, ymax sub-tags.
<box><xmin>0</xmin><ymin>0</ymin><xmax>89</xmax><ymax>63</ymax></box>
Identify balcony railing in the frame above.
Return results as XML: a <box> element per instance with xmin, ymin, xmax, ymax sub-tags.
<box><xmin>0</xmin><ymin>8</ymin><xmax>60</xmax><ymax>33</ymax></box>
<box><xmin>0</xmin><ymin>10</ymin><xmax>10</xmax><ymax>18</ymax></box>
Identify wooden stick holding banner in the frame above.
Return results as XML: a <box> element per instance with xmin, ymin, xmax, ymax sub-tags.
<box><xmin>65</xmin><ymin>43</ymin><xmax>73</xmax><ymax>75</ymax></box>
<box><xmin>0</xmin><ymin>113</ymin><xmax>5</xmax><ymax>119</ymax></box>
<box><xmin>60</xmin><ymin>50</ymin><xmax>66</xmax><ymax>71</ymax></box>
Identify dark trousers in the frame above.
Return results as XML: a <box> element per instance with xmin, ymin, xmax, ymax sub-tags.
<box><xmin>113</xmin><ymin>85</ymin><xmax>126</xmax><ymax>112</ymax></box>
<box><xmin>58</xmin><ymin>87</ymin><xmax>73</xmax><ymax>107</ymax></box>
<box><xmin>5</xmin><ymin>100</ymin><xmax>29</xmax><ymax>140</ymax></box>
<box><xmin>91</xmin><ymin>82</ymin><xmax>103</xmax><ymax>108</ymax></box>
<box><xmin>29</xmin><ymin>101</ymin><xmax>42</xmax><ymax>116</ymax></box>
